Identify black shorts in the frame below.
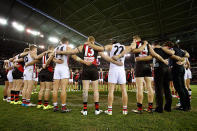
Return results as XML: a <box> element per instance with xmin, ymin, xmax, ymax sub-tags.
<box><xmin>127</xmin><ymin>78</ymin><xmax>132</xmax><ymax>83</ymax></box>
<box><xmin>12</xmin><ymin>69</ymin><xmax>23</xmax><ymax>79</ymax></box>
<box><xmin>39</xmin><ymin>69</ymin><xmax>53</xmax><ymax>82</ymax></box>
<box><xmin>135</xmin><ymin>61</ymin><xmax>152</xmax><ymax>77</ymax></box>
<box><xmin>168</xmin><ymin>68</ymin><xmax>173</xmax><ymax>81</ymax></box>
<box><xmin>82</xmin><ymin>68</ymin><xmax>98</xmax><ymax>81</ymax></box>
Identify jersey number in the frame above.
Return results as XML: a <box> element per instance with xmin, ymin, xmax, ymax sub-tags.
<box><xmin>56</xmin><ymin>46</ymin><xmax>64</xmax><ymax>58</ymax></box>
<box><xmin>113</xmin><ymin>45</ymin><xmax>124</xmax><ymax>56</ymax></box>
<box><xmin>85</xmin><ymin>45</ymin><xmax>94</xmax><ymax>56</ymax></box>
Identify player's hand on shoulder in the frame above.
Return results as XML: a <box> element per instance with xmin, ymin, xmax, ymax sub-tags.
<box><xmin>116</xmin><ymin>61</ymin><xmax>123</xmax><ymax>66</ymax></box>
<box><xmin>164</xmin><ymin>59</ymin><xmax>169</xmax><ymax>65</ymax></box>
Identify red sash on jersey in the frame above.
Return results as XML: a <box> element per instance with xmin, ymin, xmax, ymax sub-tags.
<box><xmin>17</xmin><ymin>63</ymin><xmax>24</xmax><ymax>73</ymax></box>
<box><xmin>127</xmin><ymin>72</ymin><xmax>130</xmax><ymax>80</ymax></box>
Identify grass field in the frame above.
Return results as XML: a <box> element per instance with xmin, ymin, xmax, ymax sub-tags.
<box><xmin>0</xmin><ymin>85</ymin><xmax>197</xmax><ymax>131</ymax></box>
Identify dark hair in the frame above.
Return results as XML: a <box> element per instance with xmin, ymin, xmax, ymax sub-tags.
<box><xmin>61</xmin><ymin>37</ymin><xmax>69</xmax><ymax>43</ymax></box>
<box><xmin>163</xmin><ymin>41</ymin><xmax>174</xmax><ymax>48</ymax></box>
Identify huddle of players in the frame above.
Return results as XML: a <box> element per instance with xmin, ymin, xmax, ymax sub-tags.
<box><xmin>2</xmin><ymin>35</ymin><xmax>191</xmax><ymax>115</ymax></box>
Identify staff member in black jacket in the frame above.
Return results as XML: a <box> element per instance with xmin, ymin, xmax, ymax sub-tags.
<box><xmin>171</xmin><ymin>43</ymin><xmax>190</xmax><ymax>111</ymax></box>
<box><xmin>152</xmin><ymin>42</ymin><xmax>175</xmax><ymax>113</ymax></box>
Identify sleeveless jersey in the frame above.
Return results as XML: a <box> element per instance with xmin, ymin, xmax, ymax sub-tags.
<box><xmin>70</xmin><ymin>71</ymin><xmax>73</xmax><ymax>79</ymax></box>
<box><xmin>82</xmin><ymin>44</ymin><xmax>98</xmax><ymax>70</ymax></box>
<box><xmin>55</xmin><ymin>44</ymin><xmax>69</xmax><ymax>67</ymax></box>
<box><xmin>135</xmin><ymin>41</ymin><xmax>150</xmax><ymax>58</ymax></box>
<box><xmin>109</xmin><ymin>43</ymin><xmax>125</xmax><ymax>69</ymax></box>
<box><xmin>24</xmin><ymin>52</ymin><xmax>34</xmax><ymax>70</ymax></box>
<box><xmin>15</xmin><ymin>55</ymin><xmax>25</xmax><ymax>73</ymax></box>
<box><xmin>8</xmin><ymin>61</ymin><xmax>14</xmax><ymax>72</ymax></box>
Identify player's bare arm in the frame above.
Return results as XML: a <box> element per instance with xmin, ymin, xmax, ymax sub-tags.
<box><xmin>71</xmin><ymin>55</ymin><xmax>92</xmax><ymax>66</ymax></box>
<box><xmin>99</xmin><ymin>52</ymin><xmax>123</xmax><ymax>66</ymax></box>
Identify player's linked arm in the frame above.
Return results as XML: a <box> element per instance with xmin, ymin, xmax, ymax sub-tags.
<box><xmin>71</xmin><ymin>55</ymin><xmax>92</xmax><ymax>66</ymax></box>
<box><xmin>25</xmin><ymin>60</ymin><xmax>40</xmax><ymax>67</ymax></box>
<box><xmin>135</xmin><ymin>55</ymin><xmax>153</xmax><ymax>61</ymax></box>
<box><xmin>56</xmin><ymin>45</ymin><xmax>83</xmax><ymax>55</ymax></box>
<box><xmin>162</xmin><ymin>47</ymin><xmax>175</xmax><ymax>56</ymax></box>
<box><xmin>149</xmin><ymin>45</ymin><xmax>168</xmax><ymax>65</ymax></box>
<box><xmin>99</xmin><ymin>52</ymin><xmax>123</xmax><ymax>66</ymax></box>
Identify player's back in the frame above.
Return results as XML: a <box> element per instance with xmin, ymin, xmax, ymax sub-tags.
<box><xmin>55</xmin><ymin>44</ymin><xmax>68</xmax><ymax>67</ymax></box>
<box><xmin>109</xmin><ymin>43</ymin><xmax>125</xmax><ymax>69</ymax></box>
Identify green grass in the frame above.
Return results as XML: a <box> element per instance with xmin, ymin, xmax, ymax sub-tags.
<box><xmin>0</xmin><ymin>85</ymin><xmax>197</xmax><ymax>131</ymax></box>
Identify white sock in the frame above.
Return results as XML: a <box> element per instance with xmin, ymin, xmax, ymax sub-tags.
<box><xmin>53</xmin><ymin>102</ymin><xmax>58</xmax><ymax>106</ymax></box>
<box><xmin>123</xmin><ymin>106</ymin><xmax>127</xmax><ymax>110</ymax></box>
<box><xmin>62</xmin><ymin>104</ymin><xmax>66</xmax><ymax>106</ymax></box>
<box><xmin>108</xmin><ymin>106</ymin><xmax>112</xmax><ymax>111</ymax></box>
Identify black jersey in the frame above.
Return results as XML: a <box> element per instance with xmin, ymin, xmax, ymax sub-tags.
<box><xmin>82</xmin><ymin>44</ymin><xmax>98</xmax><ymax>70</ymax></box>
<box><xmin>135</xmin><ymin>41</ymin><xmax>150</xmax><ymax>58</ymax></box>
<box><xmin>171</xmin><ymin>47</ymin><xmax>185</xmax><ymax>67</ymax></box>
<box><xmin>154</xmin><ymin>48</ymin><xmax>171</xmax><ymax>67</ymax></box>
<box><xmin>42</xmin><ymin>53</ymin><xmax>54</xmax><ymax>72</ymax></box>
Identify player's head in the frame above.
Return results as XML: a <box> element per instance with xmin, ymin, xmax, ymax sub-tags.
<box><xmin>48</xmin><ymin>45</ymin><xmax>54</xmax><ymax>51</ymax></box>
<box><xmin>29</xmin><ymin>45</ymin><xmax>37</xmax><ymax>52</ymax></box>
<box><xmin>61</xmin><ymin>37</ymin><xmax>69</xmax><ymax>45</ymax></box>
<box><xmin>70</xmin><ymin>68</ymin><xmax>72</xmax><ymax>71</ymax></box>
<box><xmin>133</xmin><ymin>35</ymin><xmax>141</xmax><ymax>42</ymax></box>
<box><xmin>23</xmin><ymin>48</ymin><xmax>30</xmax><ymax>52</ymax></box>
<box><xmin>75</xmin><ymin>69</ymin><xmax>78</xmax><ymax>72</ymax></box>
<box><xmin>131</xmin><ymin>67</ymin><xmax>134</xmax><ymax>71</ymax></box>
<box><xmin>88</xmin><ymin>36</ymin><xmax>95</xmax><ymax>43</ymax></box>
<box><xmin>100</xmin><ymin>68</ymin><xmax>102</xmax><ymax>71</ymax></box>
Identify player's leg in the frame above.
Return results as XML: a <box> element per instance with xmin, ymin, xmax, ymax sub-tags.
<box><xmin>22</xmin><ymin>80</ymin><xmax>27</xmax><ymax>106</ymax></box>
<box><xmin>37</xmin><ymin>82</ymin><xmax>45</xmax><ymax>108</ymax></box>
<box><xmin>25</xmin><ymin>80</ymin><xmax>35</xmax><ymax>106</ymax></box>
<box><xmin>53</xmin><ymin>79</ymin><xmax>60</xmax><ymax>111</ymax></box>
<box><xmin>132</xmin><ymin>77</ymin><xmax>144</xmax><ymax>113</ymax></box>
<box><xmin>106</xmin><ymin>82</ymin><xmax>115</xmax><ymax>115</ymax></box>
<box><xmin>60</xmin><ymin>78</ymin><xmax>70</xmax><ymax>113</ymax></box>
<box><xmin>14</xmin><ymin>79</ymin><xmax>23</xmax><ymax>104</ymax></box>
<box><xmin>81</xmin><ymin>80</ymin><xmax>90</xmax><ymax>115</ymax></box>
<box><xmin>43</xmin><ymin>82</ymin><xmax>52</xmax><ymax>110</ymax></box>
<box><xmin>92</xmin><ymin>80</ymin><xmax>102</xmax><ymax>115</ymax></box>
<box><xmin>144</xmin><ymin>77</ymin><xmax>154</xmax><ymax>112</ymax></box>
<box><xmin>10</xmin><ymin>79</ymin><xmax>16</xmax><ymax>104</ymax></box>
<box><xmin>120</xmin><ymin>83</ymin><xmax>128</xmax><ymax>115</ymax></box>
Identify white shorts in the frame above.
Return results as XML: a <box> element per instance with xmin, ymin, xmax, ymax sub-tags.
<box><xmin>99</xmin><ymin>79</ymin><xmax>103</xmax><ymax>82</ymax></box>
<box><xmin>108</xmin><ymin>68</ymin><xmax>126</xmax><ymax>84</ymax></box>
<box><xmin>7</xmin><ymin>70</ymin><xmax>13</xmax><ymax>82</ymax></box>
<box><xmin>132</xmin><ymin>78</ymin><xmax>136</xmax><ymax>83</ymax></box>
<box><xmin>151</xmin><ymin>77</ymin><xmax>154</xmax><ymax>81</ymax></box>
<box><xmin>23</xmin><ymin>68</ymin><xmax>34</xmax><ymax>81</ymax></box>
<box><xmin>184</xmin><ymin>69</ymin><xmax>192</xmax><ymax>80</ymax></box>
<box><xmin>54</xmin><ymin>66</ymin><xmax>70</xmax><ymax>80</ymax></box>
<box><xmin>69</xmin><ymin>79</ymin><xmax>73</xmax><ymax>83</ymax></box>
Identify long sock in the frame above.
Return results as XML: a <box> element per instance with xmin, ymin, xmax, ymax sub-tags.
<box><xmin>14</xmin><ymin>91</ymin><xmax>20</xmax><ymax>102</ymax></box>
<box><xmin>95</xmin><ymin>102</ymin><xmax>99</xmax><ymax>111</ymax></box>
<box><xmin>22</xmin><ymin>98</ymin><xmax>26</xmax><ymax>104</ymax></box>
<box><xmin>108</xmin><ymin>106</ymin><xmax>112</xmax><ymax>112</ymax></box>
<box><xmin>11</xmin><ymin>90</ymin><xmax>15</xmax><ymax>101</ymax></box>
<box><xmin>44</xmin><ymin>101</ymin><xmax>49</xmax><ymax>106</ymax></box>
<box><xmin>148</xmin><ymin>103</ymin><xmax>153</xmax><ymax>109</ymax></box>
<box><xmin>137</xmin><ymin>103</ymin><xmax>142</xmax><ymax>110</ymax></box>
<box><xmin>37</xmin><ymin>100</ymin><xmax>42</xmax><ymax>105</ymax></box>
<box><xmin>123</xmin><ymin>106</ymin><xmax>127</xmax><ymax>111</ymax></box>
<box><xmin>83</xmin><ymin>102</ymin><xmax>87</xmax><ymax>111</ymax></box>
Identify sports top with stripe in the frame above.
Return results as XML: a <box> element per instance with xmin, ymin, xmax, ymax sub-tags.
<box><xmin>134</xmin><ymin>41</ymin><xmax>152</xmax><ymax>77</ymax></box>
<box><xmin>81</xmin><ymin>44</ymin><xmax>98</xmax><ymax>81</ymax></box>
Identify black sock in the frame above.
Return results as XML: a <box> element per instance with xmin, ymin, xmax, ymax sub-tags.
<box><xmin>83</xmin><ymin>102</ymin><xmax>87</xmax><ymax>111</ymax></box>
<box><xmin>137</xmin><ymin>103</ymin><xmax>142</xmax><ymax>110</ymax></box>
<box><xmin>11</xmin><ymin>90</ymin><xmax>15</xmax><ymax>101</ymax></box>
<box><xmin>148</xmin><ymin>103</ymin><xmax>153</xmax><ymax>109</ymax></box>
<box><xmin>95</xmin><ymin>102</ymin><xmax>99</xmax><ymax>111</ymax></box>
<box><xmin>15</xmin><ymin>91</ymin><xmax>20</xmax><ymax>102</ymax></box>
<box><xmin>4</xmin><ymin>96</ymin><xmax>7</xmax><ymax>99</ymax></box>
